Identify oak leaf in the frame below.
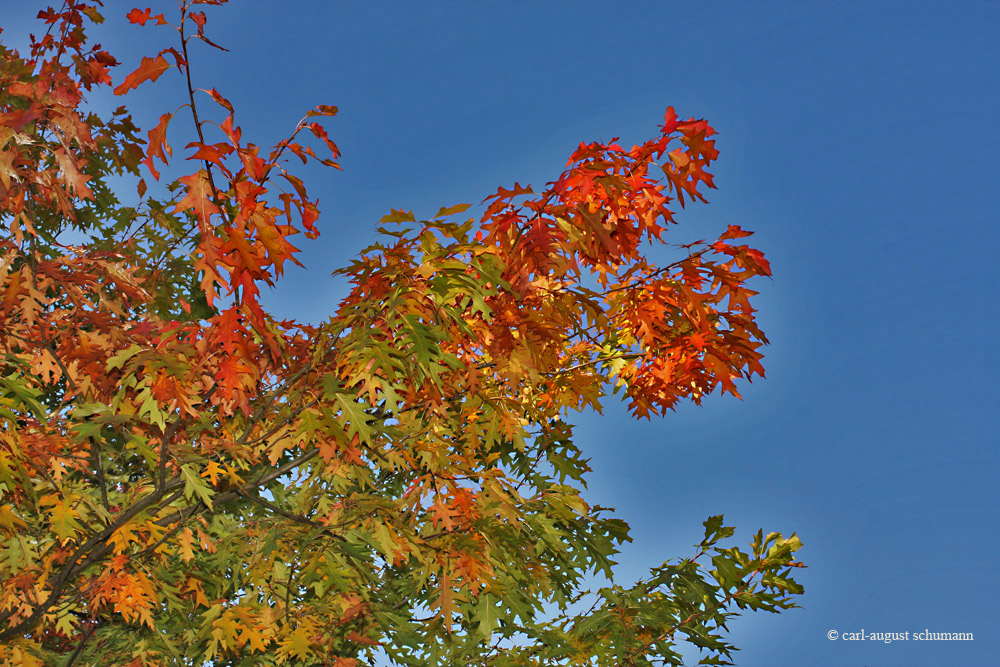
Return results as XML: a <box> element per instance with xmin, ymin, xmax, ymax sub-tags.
<box><xmin>113</xmin><ymin>54</ymin><xmax>170</xmax><ymax>95</ymax></box>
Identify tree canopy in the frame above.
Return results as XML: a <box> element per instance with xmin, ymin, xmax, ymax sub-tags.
<box><xmin>0</xmin><ymin>3</ymin><xmax>803</xmax><ymax>665</ymax></box>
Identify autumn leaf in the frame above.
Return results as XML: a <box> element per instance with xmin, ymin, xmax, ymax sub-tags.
<box><xmin>0</xmin><ymin>504</ymin><xmax>27</xmax><ymax>532</ymax></box>
<box><xmin>109</xmin><ymin>520</ymin><xmax>141</xmax><ymax>555</ymax></box>
<box><xmin>305</xmin><ymin>103</ymin><xmax>338</xmax><ymax>117</ymax></box>
<box><xmin>719</xmin><ymin>224</ymin><xmax>753</xmax><ymax>240</ymax></box>
<box><xmin>434</xmin><ymin>202</ymin><xmax>471</xmax><ymax>218</ymax></box>
<box><xmin>126</xmin><ymin>8</ymin><xmax>166</xmax><ymax>26</ymax></box>
<box><xmin>54</xmin><ymin>146</ymin><xmax>94</xmax><ymax>198</ymax></box>
<box><xmin>201</xmin><ymin>460</ymin><xmax>225</xmax><ymax>485</ymax></box>
<box><xmin>174</xmin><ymin>168</ymin><xmax>221</xmax><ymax>224</ymax></box>
<box><xmin>144</xmin><ymin>112</ymin><xmax>172</xmax><ymax>179</ymax></box>
<box><xmin>39</xmin><ymin>494</ymin><xmax>83</xmax><ymax>542</ymax></box>
<box><xmin>178</xmin><ymin>527</ymin><xmax>198</xmax><ymax>562</ymax></box>
<box><xmin>180</xmin><ymin>464</ymin><xmax>215</xmax><ymax>509</ymax></box>
<box><xmin>278</xmin><ymin>625</ymin><xmax>315</xmax><ymax>662</ymax></box>
<box><xmin>114</xmin><ymin>54</ymin><xmax>171</xmax><ymax>95</ymax></box>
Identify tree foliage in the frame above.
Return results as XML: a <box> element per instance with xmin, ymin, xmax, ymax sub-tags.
<box><xmin>0</xmin><ymin>3</ymin><xmax>803</xmax><ymax>665</ymax></box>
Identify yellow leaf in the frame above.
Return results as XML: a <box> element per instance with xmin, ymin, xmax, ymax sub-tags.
<box><xmin>278</xmin><ymin>625</ymin><xmax>315</xmax><ymax>662</ymax></box>
<box><xmin>211</xmin><ymin>611</ymin><xmax>243</xmax><ymax>652</ymax></box>
<box><xmin>39</xmin><ymin>493</ymin><xmax>83</xmax><ymax>543</ymax></box>
<box><xmin>4</xmin><ymin>645</ymin><xmax>43</xmax><ymax>667</ymax></box>
<box><xmin>240</xmin><ymin>623</ymin><xmax>273</xmax><ymax>653</ymax></box>
<box><xmin>109</xmin><ymin>520</ymin><xmax>140</xmax><ymax>555</ymax></box>
<box><xmin>0</xmin><ymin>504</ymin><xmax>26</xmax><ymax>532</ymax></box>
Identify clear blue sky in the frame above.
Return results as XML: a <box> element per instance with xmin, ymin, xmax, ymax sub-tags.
<box><xmin>8</xmin><ymin>1</ymin><xmax>999</xmax><ymax>664</ymax></box>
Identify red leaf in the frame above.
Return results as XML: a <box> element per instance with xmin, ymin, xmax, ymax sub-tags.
<box><xmin>127</xmin><ymin>8</ymin><xmax>151</xmax><ymax>24</ymax></box>
<box><xmin>126</xmin><ymin>8</ymin><xmax>166</xmax><ymax>26</ymax></box>
<box><xmin>239</xmin><ymin>149</ymin><xmax>267</xmax><ymax>182</ymax></box>
<box><xmin>113</xmin><ymin>55</ymin><xmax>170</xmax><ymax>95</ymax></box>
<box><xmin>220</xmin><ymin>115</ymin><xmax>241</xmax><ymax>146</ymax></box>
<box><xmin>189</xmin><ymin>11</ymin><xmax>207</xmax><ymax>31</ymax></box>
<box><xmin>306</xmin><ymin>122</ymin><xmax>341</xmax><ymax>165</ymax></box>
<box><xmin>37</xmin><ymin>9</ymin><xmax>60</xmax><ymax>24</ymax></box>
<box><xmin>662</xmin><ymin>106</ymin><xmax>679</xmax><ymax>134</ymax></box>
<box><xmin>197</xmin><ymin>34</ymin><xmax>229</xmax><ymax>52</ymax></box>
<box><xmin>746</xmin><ymin>248</ymin><xmax>772</xmax><ymax>276</ymax></box>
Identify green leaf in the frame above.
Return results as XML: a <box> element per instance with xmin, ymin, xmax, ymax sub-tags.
<box><xmin>434</xmin><ymin>203</ymin><xmax>471</xmax><ymax>218</ymax></box>
<box><xmin>379</xmin><ymin>208</ymin><xmax>417</xmax><ymax>224</ymax></box>
<box><xmin>0</xmin><ymin>373</ymin><xmax>47</xmax><ymax>419</ymax></box>
<box><xmin>106</xmin><ymin>344</ymin><xmax>145</xmax><ymax>371</ymax></box>
<box><xmin>180</xmin><ymin>464</ymin><xmax>214</xmax><ymax>509</ymax></box>
<box><xmin>473</xmin><ymin>593</ymin><xmax>500</xmax><ymax>642</ymax></box>
<box><xmin>336</xmin><ymin>395</ymin><xmax>374</xmax><ymax>445</ymax></box>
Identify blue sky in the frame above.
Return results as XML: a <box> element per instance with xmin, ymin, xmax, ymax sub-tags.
<box><xmin>8</xmin><ymin>1</ymin><xmax>1000</xmax><ymax>664</ymax></box>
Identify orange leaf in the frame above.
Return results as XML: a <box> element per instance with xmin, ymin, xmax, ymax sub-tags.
<box><xmin>187</xmin><ymin>141</ymin><xmax>234</xmax><ymax>166</ymax></box>
<box><xmin>114</xmin><ymin>55</ymin><xmax>170</xmax><ymax>95</ymax></box>
<box><xmin>144</xmin><ymin>112</ymin><xmax>172</xmax><ymax>180</ymax></box>
<box><xmin>178</xmin><ymin>527</ymin><xmax>197</xmax><ymax>562</ymax></box>
<box><xmin>201</xmin><ymin>460</ymin><xmax>225</xmax><ymax>485</ymax></box>
<box><xmin>719</xmin><ymin>224</ymin><xmax>753</xmax><ymax>240</ymax></box>
<box><xmin>205</xmin><ymin>87</ymin><xmax>234</xmax><ymax>113</ymax></box>
<box><xmin>54</xmin><ymin>147</ymin><xmax>94</xmax><ymax>199</ymax></box>
<box><xmin>182</xmin><ymin>575</ymin><xmax>209</xmax><ymax>605</ymax></box>
<box><xmin>175</xmin><ymin>169</ymin><xmax>221</xmax><ymax>225</ymax></box>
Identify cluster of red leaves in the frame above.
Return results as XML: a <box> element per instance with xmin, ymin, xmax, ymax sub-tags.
<box><xmin>339</xmin><ymin>107</ymin><xmax>772</xmax><ymax>420</ymax></box>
